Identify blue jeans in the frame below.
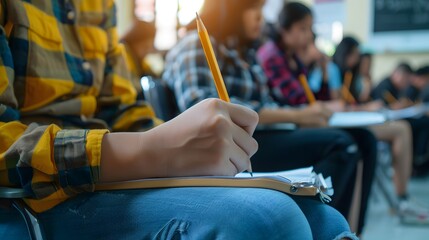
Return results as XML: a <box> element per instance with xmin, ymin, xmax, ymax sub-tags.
<box><xmin>0</xmin><ymin>188</ymin><xmax>358</xmax><ymax>240</ymax></box>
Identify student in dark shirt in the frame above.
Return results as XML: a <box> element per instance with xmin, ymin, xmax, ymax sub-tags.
<box><xmin>372</xmin><ymin>65</ymin><xmax>429</xmax><ymax>175</ymax></box>
<box><xmin>404</xmin><ymin>66</ymin><xmax>429</xmax><ymax>174</ymax></box>
<box><xmin>421</xmin><ymin>85</ymin><xmax>429</xmax><ymax>103</ymax></box>
<box><xmin>371</xmin><ymin>63</ymin><xmax>413</xmax><ymax>107</ymax></box>
<box><xmin>405</xmin><ymin>66</ymin><xmax>429</xmax><ymax>103</ymax></box>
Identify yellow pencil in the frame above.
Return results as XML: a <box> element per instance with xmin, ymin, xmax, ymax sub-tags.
<box><xmin>196</xmin><ymin>13</ymin><xmax>230</xmax><ymax>102</ymax></box>
<box><xmin>196</xmin><ymin>13</ymin><xmax>253</xmax><ymax>176</ymax></box>
<box><xmin>342</xmin><ymin>71</ymin><xmax>357</xmax><ymax>104</ymax></box>
<box><xmin>383</xmin><ymin>91</ymin><xmax>397</xmax><ymax>104</ymax></box>
<box><xmin>298</xmin><ymin>74</ymin><xmax>316</xmax><ymax>105</ymax></box>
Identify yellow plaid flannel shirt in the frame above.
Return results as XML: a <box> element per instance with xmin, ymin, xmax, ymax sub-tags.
<box><xmin>0</xmin><ymin>0</ymin><xmax>161</xmax><ymax>212</ymax></box>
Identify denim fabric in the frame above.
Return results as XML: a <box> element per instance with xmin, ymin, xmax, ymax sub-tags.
<box><xmin>0</xmin><ymin>187</ymin><xmax>357</xmax><ymax>240</ymax></box>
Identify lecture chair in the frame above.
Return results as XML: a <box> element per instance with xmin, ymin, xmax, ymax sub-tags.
<box><xmin>372</xmin><ymin>142</ymin><xmax>398</xmax><ymax>210</ymax></box>
<box><xmin>140</xmin><ymin>76</ymin><xmax>180</xmax><ymax>122</ymax></box>
<box><xmin>0</xmin><ymin>187</ymin><xmax>46</xmax><ymax>240</ymax></box>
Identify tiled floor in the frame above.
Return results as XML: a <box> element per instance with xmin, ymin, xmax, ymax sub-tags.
<box><xmin>362</xmin><ymin>175</ymin><xmax>429</xmax><ymax>240</ymax></box>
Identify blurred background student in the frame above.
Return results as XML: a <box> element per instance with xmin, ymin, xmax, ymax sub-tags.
<box><xmin>372</xmin><ymin>65</ymin><xmax>429</xmax><ymax>176</ymax></box>
<box><xmin>298</xmin><ymin>32</ymin><xmax>342</xmax><ymax>101</ymax></box>
<box><xmin>358</xmin><ymin>53</ymin><xmax>373</xmax><ymax>103</ymax></box>
<box><xmin>332</xmin><ymin>37</ymin><xmax>366</xmax><ymax>103</ymax></box>
<box><xmin>371</xmin><ymin>63</ymin><xmax>414</xmax><ymax>108</ymax></box>
<box><xmin>405</xmin><ymin>66</ymin><xmax>429</xmax><ymax>103</ymax></box>
<box><xmin>121</xmin><ymin>20</ymin><xmax>158</xmax><ymax>99</ymax></box>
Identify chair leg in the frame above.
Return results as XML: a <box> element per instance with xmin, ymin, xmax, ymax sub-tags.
<box><xmin>374</xmin><ymin>142</ymin><xmax>399</xmax><ymax>211</ymax></box>
<box><xmin>12</xmin><ymin>200</ymin><xmax>46</xmax><ymax>240</ymax></box>
<box><xmin>375</xmin><ymin>167</ymin><xmax>399</xmax><ymax>211</ymax></box>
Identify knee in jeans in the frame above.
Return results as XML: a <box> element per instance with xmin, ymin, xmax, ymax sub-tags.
<box><xmin>223</xmin><ymin>189</ymin><xmax>313</xmax><ymax>239</ymax></box>
<box><xmin>314</xmin><ymin>205</ymin><xmax>357</xmax><ymax>240</ymax></box>
<box><xmin>154</xmin><ymin>219</ymin><xmax>190</xmax><ymax>240</ymax></box>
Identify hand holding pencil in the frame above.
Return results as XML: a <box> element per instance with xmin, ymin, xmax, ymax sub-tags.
<box><xmin>299</xmin><ymin>74</ymin><xmax>316</xmax><ymax>105</ymax></box>
<box><xmin>196</xmin><ymin>13</ymin><xmax>254</xmax><ymax>176</ymax></box>
<box><xmin>341</xmin><ymin>71</ymin><xmax>357</xmax><ymax>104</ymax></box>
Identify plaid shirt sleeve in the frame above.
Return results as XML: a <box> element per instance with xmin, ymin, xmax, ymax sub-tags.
<box><xmin>0</xmin><ymin>121</ymin><xmax>108</xmax><ymax>213</ymax></box>
<box><xmin>257</xmin><ymin>41</ymin><xmax>308</xmax><ymax>106</ymax></box>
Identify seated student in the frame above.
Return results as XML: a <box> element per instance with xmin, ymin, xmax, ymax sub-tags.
<box><xmin>0</xmin><ymin>1</ymin><xmax>355</xmax><ymax>239</ymax></box>
<box><xmin>163</xmin><ymin>0</ymin><xmax>367</xmax><ymax>236</ymax></box>
<box><xmin>372</xmin><ymin>65</ymin><xmax>429</xmax><ymax>176</ymax></box>
<box><xmin>332</xmin><ymin>38</ymin><xmax>429</xmax><ymax>222</ymax></box>
<box><xmin>405</xmin><ymin>66</ymin><xmax>429</xmax><ymax>103</ymax></box>
<box><xmin>121</xmin><ymin>20</ymin><xmax>158</xmax><ymax>96</ymax></box>
<box><xmin>333</xmin><ymin>37</ymin><xmax>398</xmax><ymax>110</ymax></box>
<box><xmin>405</xmin><ymin>67</ymin><xmax>429</xmax><ymax>174</ymax></box>
<box><xmin>371</xmin><ymin>63</ymin><xmax>413</xmax><ymax>107</ymax></box>
<box><xmin>357</xmin><ymin>53</ymin><xmax>373</xmax><ymax>103</ymax></box>
<box><xmin>297</xmin><ymin>33</ymin><xmax>342</xmax><ymax>101</ymax></box>
<box><xmin>415</xmin><ymin>67</ymin><xmax>429</xmax><ymax>102</ymax></box>
<box><xmin>332</xmin><ymin>37</ymin><xmax>363</xmax><ymax>103</ymax></box>
<box><xmin>256</xmin><ymin>2</ymin><xmax>378</xmax><ymax>234</ymax></box>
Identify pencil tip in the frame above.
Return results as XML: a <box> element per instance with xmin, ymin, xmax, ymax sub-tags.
<box><xmin>196</xmin><ymin>12</ymin><xmax>203</xmax><ymax>31</ymax></box>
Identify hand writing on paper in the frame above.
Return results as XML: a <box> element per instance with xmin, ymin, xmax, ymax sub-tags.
<box><xmin>100</xmin><ymin>99</ymin><xmax>259</xmax><ymax>182</ymax></box>
<box><xmin>296</xmin><ymin>102</ymin><xmax>333</xmax><ymax>128</ymax></box>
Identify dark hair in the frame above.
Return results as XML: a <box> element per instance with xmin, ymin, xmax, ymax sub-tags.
<box><xmin>415</xmin><ymin>66</ymin><xmax>429</xmax><ymax>76</ymax></box>
<box><xmin>333</xmin><ymin>36</ymin><xmax>361</xmax><ymax>98</ymax></box>
<box><xmin>279</xmin><ymin>2</ymin><xmax>312</xmax><ymax>30</ymax></box>
<box><xmin>360</xmin><ymin>53</ymin><xmax>372</xmax><ymax>59</ymax></box>
<box><xmin>332</xmin><ymin>36</ymin><xmax>360</xmax><ymax>73</ymax></box>
<box><xmin>269</xmin><ymin>2</ymin><xmax>312</xmax><ymax>42</ymax></box>
<box><xmin>186</xmin><ymin>0</ymin><xmax>263</xmax><ymax>44</ymax></box>
<box><xmin>396</xmin><ymin>62</ymin><xmax>413</xmax><ymax>74</ymax></box>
